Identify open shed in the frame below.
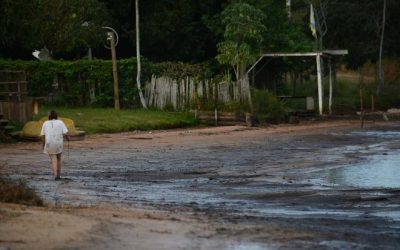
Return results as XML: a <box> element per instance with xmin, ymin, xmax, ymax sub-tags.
<box><xmin>247</xmin><ymin>50</ymin><xmax>348</xmax><ymax>115</ymax></box>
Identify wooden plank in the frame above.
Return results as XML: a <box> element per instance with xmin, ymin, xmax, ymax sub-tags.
<box><xmin>0</xmin><ymin>102</ymin><xmax>32</xmax><ymax>123</ymax></box>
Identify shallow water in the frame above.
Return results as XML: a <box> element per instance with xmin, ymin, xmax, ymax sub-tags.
<box><xmin>350</xmin><ymin>130</ymin><xmax>400</xmax><ymax>139</ymax></box>
<box><xmin>230</xmin><ymin>242</ymin><xmax>273</xmax><ymax>250</ymax></box>
<box><xmin>325</xmin><ymin>152</ymin><xmax>400</xmax><ymax>188</ymax></box>
<box><xmin>322</xmin><ymin>129</ymin><xmax>400</xmax><ymax>189</ymax></box>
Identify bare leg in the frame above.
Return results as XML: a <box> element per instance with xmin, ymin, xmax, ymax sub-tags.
<box><xmin>49</xmin><ymin>154</ymin><xmax>58</xmax><ymax>178</ymax></box>
<box><xmin>56</xmin><ymin>153</ymin><xmax>62</xmax><ymax>179</ymax></box>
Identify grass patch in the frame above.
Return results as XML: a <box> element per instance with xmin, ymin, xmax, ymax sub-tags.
<box><xmin>0</xmin><ymin>176</ymin><xmax>43</xmax><ymax>206</ymax></box>
<box><xmin>36</xmin><ymin>106</ymin><xmax>199</xmax><ymax>134</ymax></box>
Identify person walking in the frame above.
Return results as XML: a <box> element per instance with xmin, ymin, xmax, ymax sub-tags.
<box><xmin>40</xmin><ymin>110</ymin><xmax>69</xmax><ymax>180</ymax></box>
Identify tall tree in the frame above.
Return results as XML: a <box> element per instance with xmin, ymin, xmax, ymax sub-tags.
<box><xmin>325</xmin><ymin>0</ymin><xmax>399</xmax><ymax>69</ymax></box>
<box><xmin>135</xmin><ymin>0</ymin><xmax>147</xmax><ymax>108</ymax></box>
<box><xmin>216</xmin><ymin>2</ymin><xmax>266</xmax><ymax>81</ymax></box>
<box><xmin>216</xmin><ymin>2</ymin><xmax>266</xmax><ymax>110</ymax></box>
<box><xmin>260</xmin><ymin>0</ymin><xmax>314</xmax><ymax>52</ymax></box>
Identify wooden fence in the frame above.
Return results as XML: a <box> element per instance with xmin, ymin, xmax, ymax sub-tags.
<box><xmin>0</xmin><ymin>70</ymin><xmax>33</xmax><ymax>123</ymax></box>
<box><xmin>144</xmin><ymin>75</ymin><xmax>251</xmax><ymax>110</ymax></box>
<box><xmin>194</xmin><ymin>110</ymin><xmax>247</xmax><ymax>126</ymax></box>
<box><xmin>0</xmin><ymin>101</ymin><xmax>33</xmax><ymax>123</ymax></box>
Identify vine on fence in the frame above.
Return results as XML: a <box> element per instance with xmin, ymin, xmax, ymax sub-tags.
<box><xmin>0</xmin><ymin>59</ymin><xmax>286</xmax><ymax>119</ymax></box>
<box><xmin>0</xmin><ymin>58</ymin><xmax>219</xmax><ymax>108</ymax></box>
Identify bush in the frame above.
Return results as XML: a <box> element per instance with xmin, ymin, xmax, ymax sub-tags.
<box><xmin>0</xmin><ymin>58</ymin><xmax>152</xmax><ymax>108</ymax></box>
<box><xmin>376</xmin><ymin>85</ymin><xmax>400</xmax><ymax>109</ymax></box>
<box><xmin>0</xmin><ymin>59</ymin><xmax>220</xmax><ymax>109</ymax></box>
<box><xmin>0</xmin><ymin>176</ymin><xmax>43</xmax><ymax>206</ymax></box>
<box><xmin>252</xmin><ymin>89</ymin><xmax>287</xmax><ymax>123</ymax></box>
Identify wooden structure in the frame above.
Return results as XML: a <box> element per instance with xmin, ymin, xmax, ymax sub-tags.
<box><xmin>145</xmin><ymin>75</ymin><xmax>251</xmax><ymax>110</ymax></box>
<box><xmin>247</xmin><ymin>50</ymin><xmax>348</xmax><ymax>115</ymax></box>
<box><xmin>0</xmin><ymin>70</ymin><xmax>32</xmax><ymax>123</ymax></box>
<box><xmin>195</xmin><ymin>110</ymin><xmax>246</xmax><ymax>126</ymax></box>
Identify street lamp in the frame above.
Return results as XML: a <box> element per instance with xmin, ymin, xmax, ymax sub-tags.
<box><xmin>102</xmin><ymin>26</ymin><xmax>120</xmax><ymax>110</ymax></box>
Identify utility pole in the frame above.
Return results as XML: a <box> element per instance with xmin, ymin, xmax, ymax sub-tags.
<box><xmin>108</xmin><ymin>32</ymin><xmax>120</xmax><ymax>110</ymax></box>
<box><xmin>286</xmin><ymin>0</ymin><xmax>291</xmax><ymax>19</ymax></box>
<box><xmin>135</xmin><ymin>0</ymin><xmax>147</xmax><ymax>108</ymax></box>
<box><xmin>377</xmin><ymin>0</ymin><xmax>387</xmax><ymax>96</ymax></box>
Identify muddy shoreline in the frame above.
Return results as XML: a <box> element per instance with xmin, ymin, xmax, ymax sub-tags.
<box><xmin>1</xmin><ymin>120</ymin><xmax>400</xmax><ymax>249</ymax></box>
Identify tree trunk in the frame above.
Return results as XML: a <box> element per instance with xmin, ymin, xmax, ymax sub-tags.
<box><xmin>286</xmin><ymin>0</ymin><xmax>291</xmax><ymax>19</ymax></box>
<box><xmin>135</xmin><ymin>0</ymin><xmax>147</xmax><ymax>108</ymax></box>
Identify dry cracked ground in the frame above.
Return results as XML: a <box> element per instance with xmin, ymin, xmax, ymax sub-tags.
<box><xmin>1</xmin><ymin>119</ymin><xmax>400</xmax><ymax>250</ymax></box>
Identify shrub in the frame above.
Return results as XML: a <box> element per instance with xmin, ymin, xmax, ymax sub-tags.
<box><xmin>252</xmin><ymin>89</ymin><xmax>287</xmax><ymax>123</ymax></box>
<box><xmin>0</xmin><ymin>176</ymin><xmax>43</xmax><ymax>206</ymax></box>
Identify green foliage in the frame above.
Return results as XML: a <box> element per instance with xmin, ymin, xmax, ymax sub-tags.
<box><xmin>376</xmin><ymin>86</ymin><xmax>400</xmax><ymax>109</ymax></box>
<box><xmin>216</xmin><ymin>101</ymin><xmax>242</xmax><ymax>112</ymax></box>
<box><xmin>0</xmin><ymin>59</ymin><xmax>224</xmax><ymax>110</ymax></box>
<box><xmin>284</xmin><ymin>74</ymin><xmax>400</xmax><ymax>115</ymax></box>
<box><xmin>0</xmin><ymin>58</ymin><xmax>153</xmax><ymax>108</ymax></box>
<box><xmin>1</xmin><ymin>0</ymin><xmax>400</xmax><ymax>67</ymax></box>
<box><xmin>0</xmin><ymin>0</ymin><xmax>111</xmax><ymax>59</ymax></box>
<box><xmin>251</xmin><ymin>89</ymin><xmax>287</xmax><ymax>123</ymax></box>
<box><xmin>221</xmin><ymin>3</ymin><xmax>265</xmax><ymax>45</ymax></box>
<box><xmin>326</xmin><ymin>0</ymin><xmax>400</xmax><ymax>68</ymax></box>
<box><xmin>138</xmin><ymin>0</ymin><xmax>224</xmax><ymax>62</ymax></box>
<box><xmin>152</xmin><ymin>61</ymin><xmax>213</xmax><ymax>80</ymax></box>
<box><xmin>39</xmin><ymin>106</ymin><xmax>198</xmax><ymax>134</ymax></box>
<box><xmin>216</xmin><ymin>2</ymin><xmax>266</xmax><ymax>79</ymax></box>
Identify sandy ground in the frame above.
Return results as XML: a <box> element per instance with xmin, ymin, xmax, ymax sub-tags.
<box><xmin>1</xmin><ymin>119</ymin><xmax>400</xmax><ymax>249</ymax></box>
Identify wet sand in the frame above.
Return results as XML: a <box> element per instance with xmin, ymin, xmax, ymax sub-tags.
<box><xmin>1</xmin><ymin>120</ymin><xmax>400</xmax><ymax>249</ymax></box>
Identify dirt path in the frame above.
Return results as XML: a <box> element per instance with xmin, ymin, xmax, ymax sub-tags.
<box><xmin>1</xmin><ymin>120</ymin><xmax>400</xmax><ymax>249</ymax></box>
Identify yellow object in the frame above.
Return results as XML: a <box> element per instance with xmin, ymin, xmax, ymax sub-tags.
<box><xmin>39</xmin><ymin>117</ymin><xmax>77</xmax><ymax>134</ymax></box>
<box><xmin>21</xmin><ymin>117</ymin><xmax>78</xmax><ymax>139</ymax></box>
<box><xmin>21</xmin><ymin>121</ymin><xmax>43</xmax><ymax>138</ymax></box>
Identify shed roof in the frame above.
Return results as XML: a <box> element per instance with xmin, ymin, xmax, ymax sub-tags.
<box><xmin>247</xmin><ymin>50</ymin><xmax>348</xmax><ymax>74</ymax></box>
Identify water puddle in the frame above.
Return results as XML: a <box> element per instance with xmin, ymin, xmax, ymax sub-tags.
<box><xmin>372</xmin><ymin>211</ymin><xmax>400</xmax><ymax>222</ymax></box>
<box><xmin>229</xmin><ymin>242</ymin><xmax>273</xmax><ymax>250</ymax></box>
<box><xmin>350</xmin><ymin>130</ymin><xmax>400</xmax><ymax>139</ymax></box>
<box><xmin>247</xmin><ymin>207</ymin><xmax>362</xmax><ymax>219</ymax></box>
<box><xmin>317</xmin><ymin>129</ymin><xmax>400</xmax><ymax>189</ymax></box>
<box><xmin>324</xmin><ymin>152</ymin><xmax>400</xmax><ymax>188</ymax></box>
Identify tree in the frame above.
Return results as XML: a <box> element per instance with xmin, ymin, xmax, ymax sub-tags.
<box><xmin>135</xmin><ymin>0</ymin><xmax>147</xmax><ymax>108</ymax></box>
<box><xmin>325</xmin><ymin>0</ymin><xmax>399</xmax><ymax>69</ymax></box>
<box><xmin>216</xmin><ymin>2</ymin><xmax>266</xmax><ymax>111</ymax></box>
<box><xmin>138</xmin><ymin>0</ymin><xmax>226</xmax><ymax>62</ymax></box>
<box><xmin>0</xmin><ymin>0</ymin><xmax>111</xmax><ymax>59</ymax></box>
<box><xmin>259</xmin><ymin>0</ymin><xmax>314</xmax><ymax>52</ymax></box>
<box><xmin>216</xmin><ymin>2</ymin><xmax>266</xmax><ymax>83</ymax></box>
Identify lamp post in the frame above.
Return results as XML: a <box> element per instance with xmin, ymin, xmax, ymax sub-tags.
<box><xmin>81</xmin><ymin>22</ymin><xmax>92</xmax><ymax>60</ymax></box>
<box><xmin>103</xmin><ymin>27</ymin><xmax>120</xmax><ymax>110</ymax></box>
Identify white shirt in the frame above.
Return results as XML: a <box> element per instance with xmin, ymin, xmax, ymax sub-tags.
<box><xmin>40</xmin><ymin>119</ymin><xmax>68</xmax><ymax>154</ymax></box>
